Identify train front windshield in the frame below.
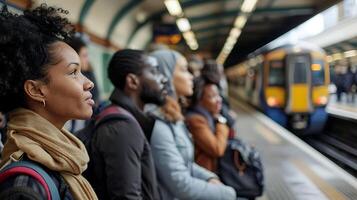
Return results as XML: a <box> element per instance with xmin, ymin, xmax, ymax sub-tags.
<box><xmin>268</xmin><ymin>60</ymin><xmax>285</xmax><ymax>86</ymax></box>
<box><xmin>292</xmin><ymin>56</ymin><xmax>309</xmax><ymax>84</ymax></box>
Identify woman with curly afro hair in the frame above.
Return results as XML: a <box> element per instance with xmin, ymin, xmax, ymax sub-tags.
<box><xmin>0</xmin><ymin>3</ymin><xmax>98</xmax><ymax>200</ymax></box>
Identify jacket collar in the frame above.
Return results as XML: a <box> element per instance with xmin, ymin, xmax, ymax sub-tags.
<box><xmin>187</xmin><ymin>105</ymin><xmax>215</xmax><ymax>132</ymax></box>
<box><xmin>110</xmin><ymin>88</ymin><xmax>155</xmax><ymax>139</ymax></box>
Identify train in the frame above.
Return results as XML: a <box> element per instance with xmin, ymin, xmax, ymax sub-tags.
<box><xmin>226</xmin><ymin>42</ymin><xmax>330</xmax><ymax>134</ymax></box>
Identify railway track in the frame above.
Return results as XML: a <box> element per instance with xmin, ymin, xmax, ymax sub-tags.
<box><xmin>303</xmin><ymin>114</ymin><xmax>357</xmax><ymax>177</ymax></box>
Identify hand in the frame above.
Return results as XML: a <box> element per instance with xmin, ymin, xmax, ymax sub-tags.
<box><xmin>208</xmin><ymin>178</ymin><xmax>222</xmax><ymax>185</ymax></box>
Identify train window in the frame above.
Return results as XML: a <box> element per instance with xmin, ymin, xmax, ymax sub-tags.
<box><xmin>312</xmin><ymin>61</ymin><xmax>325</xmax><ymax>86</ymax></box>
<box><xmin>293</xmin><ymin>61</ymin><xmax>308</xmax><ymax>83</ymax></box>
<box><xmin>268</xmin><ymin>61</ymin><xmax>285</xmax><ymax>86</ymax></box>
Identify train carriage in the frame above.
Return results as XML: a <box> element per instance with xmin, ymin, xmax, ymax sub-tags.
<box><xmin>228</xmin><ymin>43</ymin><xmax>330</xmax><ymax>134</ymax></box>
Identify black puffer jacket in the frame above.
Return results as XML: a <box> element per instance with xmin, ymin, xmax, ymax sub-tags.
<box><xmin>89</xmin><ymin>89</ymin><xmax>159</xmax><ymax>200</ymax></box>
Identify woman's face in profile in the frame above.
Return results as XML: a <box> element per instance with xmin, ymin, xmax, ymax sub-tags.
<box><xmin>200</xmin><ymin>84</ymin><xmax>222</xmax><ymax>115</ymax></box>
<box><xmin>173</xmin><ymin>56</ymin><xmax>194</xmax><ymax>97</ymax></box>
<box><xmin>41</xmin><ymin>42</ymin><xmax>94</xmax><ymax>122</ymax></box>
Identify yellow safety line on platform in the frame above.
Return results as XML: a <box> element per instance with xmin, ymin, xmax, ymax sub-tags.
<box><xmin>293</xmin><ymin>159</ymin><xmax>347</xmax><ymax>200</ymax></box>
<box><xmin>254</xmin><ymin>123</ymin><xmax>282</xmax><ymax>145</ymax></box>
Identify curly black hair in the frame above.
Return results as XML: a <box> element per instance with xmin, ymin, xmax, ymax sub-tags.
<box><xmin>0</xmin><ymin>3</ymin><xmax>74</xmax><ymax>113</ymax></box>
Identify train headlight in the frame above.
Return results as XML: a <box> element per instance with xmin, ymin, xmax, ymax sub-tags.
<box><xmin>315</xmin><ymin>96</ymin><xmax>328</xmax><ymax>105</ymax></box>
<box><xmin>267</xmin><ymin>97</ymin><xmax>279</xmax><ymax>107</ymax></box>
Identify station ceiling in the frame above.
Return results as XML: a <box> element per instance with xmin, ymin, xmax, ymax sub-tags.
<box><xmin>7</xmin><ymin>0</ymin><xmax>343</xmax><ymax>68</ymax></box>
<box><xmin>324</xmin><ymin>36</ymin><xmax>357</xmax><ymax>55</ymax></box>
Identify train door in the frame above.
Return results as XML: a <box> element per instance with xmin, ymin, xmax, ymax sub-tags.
<box><xmin>285</xmin><ymin>54</ymin><xmax>313</xmax><ymax>128</ymax></box>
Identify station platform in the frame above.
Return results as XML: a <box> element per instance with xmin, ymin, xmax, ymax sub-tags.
<box><xmin>230</xmin><ymin>98</ymin><xmax>357</xmax><ymax>200</ymax></box>
<box><xmin>327</xmin><ymin>94</ymin><xmax>357</xmax><ymax>120</ymax></box>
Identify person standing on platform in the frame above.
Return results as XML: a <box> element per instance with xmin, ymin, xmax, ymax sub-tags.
<box><xmin>0</xmin><ymin>4</ymin><xmax>97</xmax><ymax>199</ymax></box>
<box><xmin>200</xmin><ymin>60</ymin><xmax>237</xmax><ymax>137</ymax></box>
<box><xmin>186</xmin><ymin>78</ymin><xmax>230</xmax><ymax>172</ymax></box>
<box><xmin>150</xmin><ymin>49</ymin><xmax>236</xmax><ymax>200</ymax></box>
<box><xmin>88</xmin><ymin>49</ymin><xmax>166</xmax><ymax>200</ymax></box>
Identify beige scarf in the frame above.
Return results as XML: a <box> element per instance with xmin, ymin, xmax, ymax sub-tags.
<box><xmin>160</xmin><ymin>96</ymin><xmax>184</xmax><ymax>122</ymax></box>
<box><xmin>0</xmin><ymin>108</ymin><xmax>98</xmax><ymax>200</ymax></box>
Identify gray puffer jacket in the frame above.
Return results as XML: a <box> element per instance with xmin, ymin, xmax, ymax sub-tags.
<box><xmin>150</xmin><ymin>117</ymin><xmax>236</xmax><ymax>200</ymax></box>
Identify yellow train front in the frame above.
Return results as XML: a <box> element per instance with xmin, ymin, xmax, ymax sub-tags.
<box><xmin>228</xmin><ymin>43</ymin><xmax>330</xmax><ymax>134</ymax></box>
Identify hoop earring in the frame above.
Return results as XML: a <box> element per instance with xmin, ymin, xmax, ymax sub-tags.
<box><xmin>42</xmin><ymin>99</ymin><xmax>46</xmax><ymax>108</ymax></box>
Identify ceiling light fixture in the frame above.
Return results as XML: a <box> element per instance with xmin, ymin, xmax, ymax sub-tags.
<box><xmin>164</xmin><ymin>0</ymin><xmax>183</xmax><ymax>16</ymax></box>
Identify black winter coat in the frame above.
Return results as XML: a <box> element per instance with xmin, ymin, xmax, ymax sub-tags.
<box><xmin>89</xmin><ymin>89</ymin><xmax>159</xmax><ymax>200</ymax></box>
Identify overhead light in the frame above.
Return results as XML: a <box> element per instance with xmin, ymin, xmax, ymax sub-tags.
<box><xmin>221</xmin><ymin>49</ymin><xmax>231</xmax><ymax>55</ymax></box>
<box><xmin>176</xmin><ymin>18</ymin><xmax>191</xmax><ymax>32</ymax></box>
<box><xmin>344</xmin><ymin>50</ymin><xmax>357</xmax><ymax>58</ymax></box>
<box><xmin>136</xmin><ymin>12</ymin><xmax>147</xmax><ymax>23</ymax></box>
<box><xmin>187</xmin><ymin>40</ymin><xmax>198</xmax><ymax>47</ymax></box>
<box><xmin>223</xmin><ymin>48</ymin><xmax>231</xmax><ymax>54</ymax></box>
<box><xmin>234</xmin><ymin>15</ymin><xmax>247</xmax><ymax>28</ymax></box>
<box><xmin>226</xmin><ymin>36</ymin><xmax>237</xmax><ymax>45</ymax></box>
<box><xmin>241</xmin><ymin>0</ymin><xmax>258</xmax><ymax>13</ymax></box>
<box><xmin>191</xmin><ymin>45</ymin><xmax>198</xmax><ymax>50</ymax></box>
<box><xmin>230</xmin><ymin>28</ymin><xmax>242</xmax><ymax>38</ymax></box>
<box><xmin>164</xmin><ymin>0</ymin><xmax>198</xmax><ymax>50</ymax></box>
<box><xmin>256</xmin><ymin>55</ymin><xmax>263</xmax><ymax>63</ymax></box>
<box><xmin>187</xmin><ymin>39</ymin><xmax>199</xmax><ymax>50</ymax></box>
<box><xmin>183</xmin><ymin>31</ymin><xmax>195</xmax><ymax>41</ymax></box>
<box><xmin>164</xmin><ymin>0</ymin><xmax>183</xmax><ymax>16</ymax></box>
<box><xmin>332</xmin><ymin>53</ymin><xmax>343</xmax><ymax>61</ymax></box>
<box><xmin>223</xmin><ymin>48</ymin><xmax>233</xmax><ymax>53</ymax></box>
<box><xmin>189</xmin><ymin>43</ymin><xmax>198</xmax><ymax>50</ymax></box>
<box><xmin>224</xmin><ymin>46</ymin><xmax>233</xmax><ymax>53</ymax></box>
<box><xmin>326</xmin><ymin>55</ymin><xmax>333</xmax><ymax>63</ymax></box>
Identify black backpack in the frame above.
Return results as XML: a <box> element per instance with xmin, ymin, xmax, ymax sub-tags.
<box><xmin>218</xmin><ymin>138</ymin><xmax>264</xmax><ymax>198</ymax></box>
<box><xmin>74</xmin><ymin>104</ymin><xmax>138</xmax><ymax>180</ymax></box>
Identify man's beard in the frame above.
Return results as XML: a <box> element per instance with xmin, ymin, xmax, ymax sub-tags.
<box><xmin>140</xmin><ymin>85</ymin><xmax>166</xmax><ymax>106</ymax></box>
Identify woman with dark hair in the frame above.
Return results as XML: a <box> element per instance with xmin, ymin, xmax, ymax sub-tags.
<box><xmin>0</xmin><ymin>4</ymin><xmax>97</xmax><ymax>200</ymax></box>
<box><xmin>66</xmin><ymin>36</ymin><xmax>100</xmax><ymax>132</ymax></box>
<box><xmin>200</xmin><ymin>60</ymin><xmax>237</xmax><ymax>136</ymax></box>
<box><xmin>149</xmin><ymin>49</ymin><xmax>236</xmax><ymax>200</ymax></box>
<box><xmin>186</xmin><ymin>77</ymin><xmax>230</xmax><ymax>172</ymax></box>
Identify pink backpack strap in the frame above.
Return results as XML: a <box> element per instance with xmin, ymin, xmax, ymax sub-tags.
<box><xmin>0</xmin><ymin>160</ymin><xmax>60</xmax><ymax>200</ymax></box>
